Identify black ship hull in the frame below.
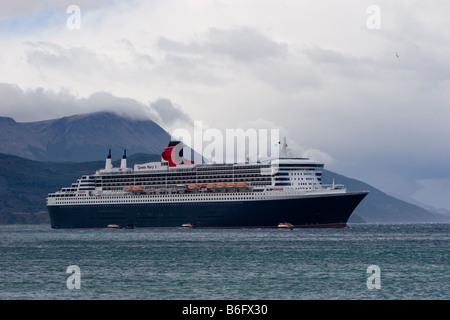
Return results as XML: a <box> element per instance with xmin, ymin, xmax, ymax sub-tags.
<box><xmin>48</xmin><ymin>192</ymin><xmax>367</xmax><ymax>229</ymax></box>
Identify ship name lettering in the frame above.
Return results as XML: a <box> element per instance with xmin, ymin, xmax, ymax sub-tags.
<box><xmin>137</xmin><ymin>164</ymin><xmax>157</xmax><ymax>170</ymax></box>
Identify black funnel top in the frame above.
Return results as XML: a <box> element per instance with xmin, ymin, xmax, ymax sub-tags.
<box><xmin>168</xmin><ymin>141</ymin><xmax>182</xmax><ymax>147</ymax></box>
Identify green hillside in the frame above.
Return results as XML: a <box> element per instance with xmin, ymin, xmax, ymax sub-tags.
<box><xmin>0</xmin><ymin>153</ymin><xmax>159</xmax><ymax>224</ymax></box>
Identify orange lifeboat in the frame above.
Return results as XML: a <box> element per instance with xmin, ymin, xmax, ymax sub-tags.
<box><xmin>107</xmin><ymin>224</ymin><xmax>121</xmax><ymax>229</ymax></box>
<box><xmin>278</xmin><ymin>222</ymin><xmax>294</xmax><ymax>230</ymax></box>
<box><xmin>181</xmin><ymin>223</ymin><xmax>195</xmax><ymax>228</ymax></box>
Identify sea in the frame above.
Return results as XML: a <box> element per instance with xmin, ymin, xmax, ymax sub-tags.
<box><xmin>0</xmin><ymin>223</ymin><xmax>448</xmax><ymax>301</ymax></box>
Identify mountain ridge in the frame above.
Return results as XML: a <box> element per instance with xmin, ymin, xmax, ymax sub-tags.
<box><xmin>0</xmin><ymin>111</ymin><xmax>171</xmax><ymax>162</ymax></box>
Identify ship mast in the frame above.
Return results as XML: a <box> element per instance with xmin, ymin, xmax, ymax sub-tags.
<box><xmin>280</xmin><ymin>137</ymin><xmax>288</xmax><ymax>158</ymax></box>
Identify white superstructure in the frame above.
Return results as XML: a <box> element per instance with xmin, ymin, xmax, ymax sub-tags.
<box><xmin>47</xmin><ymin>149</ymin><xmax>346</xmax><ymax>207</ymax></box>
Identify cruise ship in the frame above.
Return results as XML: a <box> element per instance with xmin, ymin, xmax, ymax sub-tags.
<box><xmin>47</xmin><ymin>141</ymin><xmax>368</xmax><ymax>229</ymax></box>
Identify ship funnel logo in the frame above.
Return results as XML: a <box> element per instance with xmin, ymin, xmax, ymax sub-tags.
<box><xmin>162</xmin><ymin>141</ymin><xmax>188</xmax><ymax>167</ymax></box>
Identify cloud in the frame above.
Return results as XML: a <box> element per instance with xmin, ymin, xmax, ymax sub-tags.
<box><xmin>150</xmin><ymin>98</ymin><xmax>193</xmax><ymax>127</ymax></box>
<box><xmin>23</xmin><ymin>40</ymin><xmax>154</xmax><ymax>83</ymax></box>
<box><xmin>0</xmin><ymin>0</ymin><xmax>114</xmax><ymax>19</ymax></box>
<box><xmin>158</xmin><ymin>26</ymin><xmax>286</xmax><ymax>62</ymax></box>
<box><xmin>209</xmin><ymin>118</ymin><xmax>335</xmax><ymax>164</ymax></box>
<box><xmin>302</xmin><ymin>46</ymin><xmax>365</xmax><ymax>66</ymax></box>
<box><xmin>206</xmin><ymin>27</ymin><xmax>286</xmax><ymax>62</ymax></box>
<box><xmin>0</xmin><ymin>83</ymin><xmax>78</xmax><ymax>121</ymax></box>
<box><xmin>155</xmin><ymin>53</ymin><xmax>225</xmax><ymax>86</ymax></box>
<box><xmin>157</xmin><ymin>26</ymin><xmax>320</xmax><ymax>94</ymax></box>
<box><xmin>15</xmin><ymin>38</ymin><xmax>158</xmax><ymax>101</ymax></box>
<box><xmin>24</xmin><ymin>41</ymin><xmax>100</xmax><ymax>71</ymax></box>
<box><xmin>117</xmin><ymin>38</ymin><xmax>154</xmax><ymax>65</ymax></box>
<box><xmin>156</xmin><ymin>26</ymin><xmax>291</xmax><ymax>88</ymax></box>
<box><xmin>0</xmin><ymin>83</ymin><xmax>193</xmax><ymax>129</ymax></box>
<box><xmin>250</xmin><ymin>57</ymin><xmax>321</xmax><ymax>93</ymax></box>
<box><xmin>302</xmin><ymin>148</ymin><xmax>334</xmax><ymax>165</ymax></box>
<box><xmin>0</xmin><ymin>83</ymin><xmax>155</xmax><ymax>121</ymax></box>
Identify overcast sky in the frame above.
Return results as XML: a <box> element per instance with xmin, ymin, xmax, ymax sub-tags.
<box><xmin>0</xmin><ymin>0</ymin><xmax>449</xmax><ymax>210</ymax></box>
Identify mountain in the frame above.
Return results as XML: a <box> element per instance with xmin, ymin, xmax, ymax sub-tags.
<box><xmin>0</xmin><ymin>116</ymin><xmax>47</xmax><ymax>160</ymax></box>
<box><xmin>0</xmin><ymin>112</ymin><xmax>171</xmax><ymax>162</ymax></box>
<box><xmin>321</xmin><ymin>170</ymin><xmax>449</xmax><ymax>223</ymax></box>
<box><xmin>0</xmin><ymin>152</ymin><xmax>448</xmax><ymax>225</ymax></box>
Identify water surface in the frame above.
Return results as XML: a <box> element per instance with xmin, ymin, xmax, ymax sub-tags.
<box><xmin>0</xmin><ymin>223</ymin><xmax>448</xmax><ymax>300</ymax></box>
